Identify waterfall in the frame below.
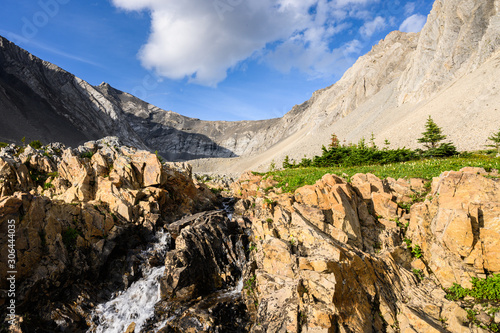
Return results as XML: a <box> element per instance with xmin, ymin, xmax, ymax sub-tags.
<box><xmin>88</xmin><ymin>231</ymin><xmax>170</xmax><ymax>333</ymax></box>
<box><xmin>88</xmin><ymin>201</ymin><xmax>241</xmax><ymax>333</ymax></box>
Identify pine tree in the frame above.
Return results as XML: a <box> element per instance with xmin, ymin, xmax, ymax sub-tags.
<box><xmin>418</xmin><ymin>116</ymin><xmax>447</xmax><ymax>150</ymax></box>
<box><xmin>487</xmin><ymin>128</ymin><xmax>500</xmax><ymax>153</ymax></box>
<box><xmin>369</xmin><ymin>133</ymin><xmax>377</xmax><ymax>150</ymax></box>
<box><xmin>329</xmin><ymin>134</ymin><xmax>340</xmax><ymax>148</ymax></box>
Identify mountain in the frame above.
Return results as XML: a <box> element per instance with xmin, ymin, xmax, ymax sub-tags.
<box><xmin>206</xmin><ymin>0</ymin><xmax>500</xmax><ymax>174</ymax></box>
<box><xmin>1</xmin><ymin>0</ymin><xmax>499</xmax><ymax>174</ymax></box>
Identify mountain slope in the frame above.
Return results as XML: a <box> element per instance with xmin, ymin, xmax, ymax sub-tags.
<box><xmin>0</xmin><ymin>37</ymin><xmax>146</xmax><ymax>148</ymax></box>
<box><xmin>193</xmin><ymin>0</ymin><xmax>500</xmax><ymax>174</ymax></box>
<box><xmin>1</xmin><ymin>0</ymin><xmax>499</xmax><ymax>174</ymax></box>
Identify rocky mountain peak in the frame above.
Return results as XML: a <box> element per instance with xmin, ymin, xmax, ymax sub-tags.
<box><xmin>397</xmin><ymin>0</ymin><xmax>500</xmax><ymax>104</ymax></box>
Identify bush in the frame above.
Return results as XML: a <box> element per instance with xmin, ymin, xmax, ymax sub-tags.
<box><xmin>62</xmin><ymin>228</ymin><xmax>82</xmax><ymax>251</ymax></box>
<box><xmin>419</xmin><ymin>143</ymin><xmax>458</xmax><ymax>158</ymax></box>
<box><xmin>283</xmin><ymin>142</ymin><xmax>419</xmax><ymax>169</ymax></box>
<box><xmin>445</xmin><ymin>274</ymin><xmax>500</xmax><ymax>301</ymax></box>
<box><xmin>29</xmin><ymin>140</ymin><xmax>43</xmax><ymax>149</ymax></box>
<box><xmin>80</xmin><ymin>151</ymin><xmax>94</xmax><ymax>159</ymax></box>
<box><xmin>155</xmin><ymin>150</ymin><xmax>164</xmax><ymax>163</ymax></box>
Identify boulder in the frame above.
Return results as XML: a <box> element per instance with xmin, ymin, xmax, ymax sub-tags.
<box><xmin>160</xmin><ymin>211</ymin><xmax>247</xmax><ymax>301</ymax></box>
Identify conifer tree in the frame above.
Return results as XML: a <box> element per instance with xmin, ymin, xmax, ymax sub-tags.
<box><xmin>418</xmin><ymin>116</ymin><xmax>447</xmax><ymax>149</ymax></box>
<box><xmin>487</xmin><ymin>128</ymin><xmax>500</xmax><ymax>153</ymax></box>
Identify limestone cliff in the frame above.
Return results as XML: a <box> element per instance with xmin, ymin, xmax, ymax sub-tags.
<box><xmin>231</xmin><ymin>168</ymin><xmax>500</xmax><ymax>332</ymax></box>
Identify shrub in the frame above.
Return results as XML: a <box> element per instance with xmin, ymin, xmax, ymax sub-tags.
<box><xmin>155</xmin><ymin>150</ymin><xmax>164</xmax><ymax>163</ymax></box>
<box><xmin>62</xmin><ymin>227</ymin><xmax>82</xmax><ymax>251</ymax></box>
<box><xmin>469</xmin><ymin>274</ymin><xmax>500</xmax><ymax>301</ymax></box>
<box><xmin>29</xmin><ymin>140</ymin><xmax>43</xmax><ymax>149</ymax></box>
<box><xmin>80</xmin><ymin>151</ymin><xmax>94</xmax><ymax>159</ymax></box>
<box><xmin>445</xmin><ymin>274</ymin><xmax>500</xmax><ymax>301</ymax></box>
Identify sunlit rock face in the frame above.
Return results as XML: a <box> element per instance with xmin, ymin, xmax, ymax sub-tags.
<box><xmin>0</xmin><ymin>137</ymin><xmax>217</xmax><ymax>330</ymax></box>
<box><xmin>230</xmin><ymin>167</ymin><xmax>500</xmax><ymax>332</ymax></box>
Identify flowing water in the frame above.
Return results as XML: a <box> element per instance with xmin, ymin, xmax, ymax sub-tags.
<box><xmin>87</xmin><ymin>231</ymin><xmax>170</xmax><ymax>333</ymax></box>
<box><xmin>88</xmin><ymin>200</ymin><xmax>241</xmax><ymax>333</ymax></box>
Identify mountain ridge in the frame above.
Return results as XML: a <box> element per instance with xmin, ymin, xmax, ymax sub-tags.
<box><xmin>1</xmin><ymin>0</ymin><xmax>500</xmax><ymax>174</ymax></box>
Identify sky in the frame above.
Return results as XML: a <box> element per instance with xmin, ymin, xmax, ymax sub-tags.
<box><xmin>0</xmin><ymin>0</ymin><xmax>434</xmax><ymax>121</ymax></box>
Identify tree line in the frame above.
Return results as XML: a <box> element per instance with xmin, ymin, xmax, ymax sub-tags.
<box><xmin>283</xmin><ymin>116</ymin><xmax>500</xmax><ymax>169</ymax></box>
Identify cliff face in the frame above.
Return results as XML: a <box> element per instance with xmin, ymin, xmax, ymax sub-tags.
<box><xmin>0</xmin><ymin>37</ymin><xmax>145</xmax><ymax>149</ymax></box>
<box><xmin>0</xmin><ymin>36</ymin><xmax>281</xmax><ymax>159</ymax></box>
<box><xmin>397</xmin><ymin>0</ymin><xmax>500</xmax><ymax>104</ymax></box>
<box><xmin>230</xmin><ymin>168</ymin><xmax>500</xmax><ymax>332</ymax></box>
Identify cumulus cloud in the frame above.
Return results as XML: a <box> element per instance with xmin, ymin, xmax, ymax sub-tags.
<box><xmin>399</xmin><ymin>14</ymin><xmax>427</xmax><ymax>33</ymax></box>
<box><xmin>112</xmin><ymin>0</ymin><xmax>379</xmax><ymax>86</ymax></box>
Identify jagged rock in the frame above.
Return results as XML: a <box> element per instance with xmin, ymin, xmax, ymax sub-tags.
<box><xmin>0</xmin><ymin>139</ymin><xmax>217</xmax><ymax>331</ymax></box>
<box><xmin>407</xmin><ymin>168</ymin><xmax>500</xmax><ymax>288</ymax></box>
<box><xmin>230</xmin><ymin>169</ymin><xmax>500</xmax><ymax>333</ymax></box>
<box><xmin>160</xmin><ymin>211</ymin><xmax>248</xmax><ymax>302</ymax></box>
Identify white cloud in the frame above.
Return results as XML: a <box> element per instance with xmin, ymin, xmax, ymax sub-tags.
<box><xmin>359</xmin><ymin>16</ymin><xmax>386</xmax><ymax>38</ymax></box>
<box><xmin>112</xmin><ymin>0</ymin><xmax>379</xmax><ymax>86</ymax></box>
<box><xmin>399</xmin><ymin>14</ymin><xmax>427</xmax><ymax>33</ymax></box>
<box><xmin>404</xmin><ymin>2</ymin><xmax>416</xmax><ymax>15</ymax></box>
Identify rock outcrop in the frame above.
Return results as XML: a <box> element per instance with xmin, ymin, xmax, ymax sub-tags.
<box><xmin>161</xmin><ymin>210</ymin><xmax>247</xmax><ymax>302</ymax></box>
<box><xmin>0</xmin><ymin>137</ymin><xmax>216</xmax><ymax>331</ymax></box>
<box><xmin>231</xmin><ymin>168</ymin><xmax>500</xmax><ymax>332</ymax></box>
<box><xmin>151</xmin><ymin>210</ymin><xmax>252</xmax><ymax>332</ymax></box>
<box><xmin>2</xmin><ymin>137</ymin><xmax>500</xmax><ymax>332</ymax></box>
<box><xmin>408</xmin><ymin>168</ymin><xmax>500</xmax><ymax>288</ymax></box>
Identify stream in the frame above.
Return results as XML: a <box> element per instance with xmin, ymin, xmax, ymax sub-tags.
<box><xmin>87</xmin><ymin>231</ymin><xmax>170</xmax><ymax>333</ymax></box>
<box><xmin>87</xmin><ymin>198</ymin><xmax>241</xmax><ymax>333</ymax></box>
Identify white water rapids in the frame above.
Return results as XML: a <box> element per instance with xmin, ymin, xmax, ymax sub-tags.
<box><xmin>88</xmin><ymin>231</ymin><xmax>170</xmax><ymax>333</ymax></box>
<box><xmin>88</xmin><ymin>203</ymin><xmax>241</xmax><ymax>333</ymax></box>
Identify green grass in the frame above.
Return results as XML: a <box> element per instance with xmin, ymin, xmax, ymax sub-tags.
<box><xmin>266</xmin><ymin>154</ymin><xmax>500</xmax><ymax>193</ymax></box>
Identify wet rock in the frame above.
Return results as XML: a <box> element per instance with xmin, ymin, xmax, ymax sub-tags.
<box><xmin>160</xmin><ymin>211</ymin><xmax>248</xmax><ymax>302</ymax></box>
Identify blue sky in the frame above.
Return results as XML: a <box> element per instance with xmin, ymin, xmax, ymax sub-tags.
<box><xmin>0</xmin><ymin>0</ymin><xmax>434</xmax><ymax>121</ymax></box>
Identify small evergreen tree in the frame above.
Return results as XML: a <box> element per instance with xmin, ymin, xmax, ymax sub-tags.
<box><xmin>329</xmin><ymin>134</ymin><xmax>340</xmax><ymax>148</ymax></box>
<box><xmin>369</xmin><ymin>133</ymin><xmax>377</xmax><ymax>150</ymax></box>
<box><xmin>383</xmin><ymin>139</ymin><xmax>390</xmax><ymax>150</ymax></box>
<box><xmin>418</xmin><ymin>116</ymin><xmax>447</xmax><ymax>149</ymax></box>
<box><xmin>283</xmin><ymin>155</ymin><xmax>295</xmax><ymax>169</ymax></box>
<box><xmin>358</xmin><ymin>137</ymin><xmax>367</xmax><ymax>149</ymax></box>
<box><xmin>487</xmin><ymin>128</ymin><xmax>500</xmax><ymax>153</ymax></box>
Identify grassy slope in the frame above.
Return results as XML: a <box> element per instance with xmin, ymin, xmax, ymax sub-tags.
<box><xmin>266</xmin><ymin>153</ymin><xmax>500</xmax><ymax>193</ymax></box>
